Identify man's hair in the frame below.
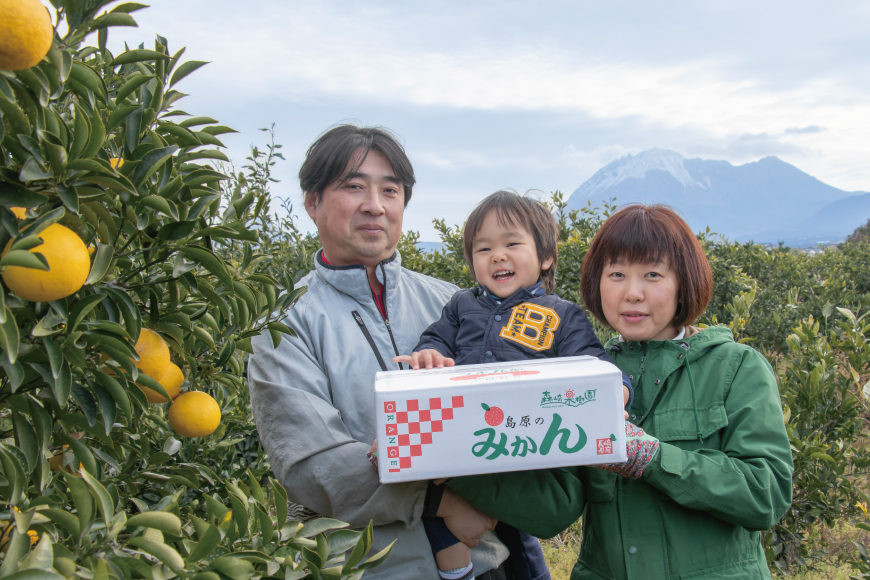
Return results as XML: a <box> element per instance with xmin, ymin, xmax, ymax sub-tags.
<box><xmin>299</xmin><ymin>124</ymin><xmax>415</xmax><ymax>206</ymax></box>
<box><xmin>463</xmin><ymin>190</ymin><xmax>560</xmax><ymax>293</ymax></box>
<box><xmin>580</xmin><ymin>204</ymin><xmax>713</xmax><ymax>329</ymax></box>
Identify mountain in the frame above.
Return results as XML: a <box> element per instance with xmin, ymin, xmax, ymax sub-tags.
<box><xmin>566</xmin><ymin>149</ymin><xmax>869</xmax><ymax>245</ymax></box>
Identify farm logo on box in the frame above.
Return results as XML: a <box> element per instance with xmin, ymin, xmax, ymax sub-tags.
<box><xmin>383</xmin><ymin>396</ymin><xmax>464</xmax><ymax>473</ymax></box>
<box><xmin>499</xmin><ymin>303</ymin><xmax>561</xmax><ymax>351</ymax></box>
<box><xmin>540</xmin><ymin>389</ymin><xmax>597</xmax><ymax>408</ymax></box>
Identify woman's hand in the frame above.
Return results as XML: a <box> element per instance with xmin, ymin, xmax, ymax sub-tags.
<box><xmin>393</xmin><ymin>349</ymin><xmax>455</xmax><ymax>370</ymax></box>
<box><xmin>596</xmin><ymin>422</ymin><xmax>660</xmax><ymax>479</ymax></box>
<box><xmin>436</xmin><ymin>487</ymin><xmax>497</xmax><ymax>548</ymax></box>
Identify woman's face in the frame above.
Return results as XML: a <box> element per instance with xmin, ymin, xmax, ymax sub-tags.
<box><xmin>600</xmin><ymin>260</ymin><xmax>680</xmax><ymax>342</ymax></box>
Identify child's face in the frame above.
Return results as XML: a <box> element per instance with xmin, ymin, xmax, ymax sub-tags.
<box><xmin>471</xmin><ymin>211</ymin><xmax>553</xmax><ymax>297</ymax></box>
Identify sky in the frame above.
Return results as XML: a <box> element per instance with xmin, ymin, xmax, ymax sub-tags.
<box><xmin>81</xmin><ymin>0</ymin><xmax>870</xmax><ymax>239</ymax></box>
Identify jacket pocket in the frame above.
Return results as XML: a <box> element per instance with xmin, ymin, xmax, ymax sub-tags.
<box><xmin>680</xmin><ymin>557</ymin><xmax>763</xmax><ymax>579</ymax></box>
<box><xmin>654</xmin><ymin>402</ymin><xmax>728</xmax><ymax>442</ymax></box>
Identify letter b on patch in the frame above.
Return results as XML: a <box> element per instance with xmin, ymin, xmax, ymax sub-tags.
<box><xmin>499</xmin><ymin>303</ymin><xmax>560</xmax><ymax>351</ymax></box>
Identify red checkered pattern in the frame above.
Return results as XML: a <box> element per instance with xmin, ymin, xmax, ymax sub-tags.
<box><xmin>383</xmin><ymin>396</ymin><xmax>464</xmax><ymax>472</ymax></box>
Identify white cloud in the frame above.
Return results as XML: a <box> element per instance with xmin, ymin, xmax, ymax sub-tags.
<box><xmin>101</xmin><ymin>0</ymin><xmax>870</xmax><ymax>203</ymax></box>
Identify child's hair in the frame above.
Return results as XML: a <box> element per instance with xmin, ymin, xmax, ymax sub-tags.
<box><xmin>463</xmin><ymin>190</ymin><xmax>560</xmax><ymax>292</ymax></box>
<box><xmin>580</xmin><ymin>204</ymin><xmax>713</xmax><ymax>329</ymax></box>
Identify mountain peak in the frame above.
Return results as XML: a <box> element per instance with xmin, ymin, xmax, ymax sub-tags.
<box><xmin>576</xmin><ymin>148</ymin><xmax>707</xmax><ymax>199</ymax></box>
<box><xmin>565</xmin><ymin>149</ymin><xmax>865</xmax><ymax>246</ymax></box>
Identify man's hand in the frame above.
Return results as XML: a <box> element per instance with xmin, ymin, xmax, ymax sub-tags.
<box><xmin>436</xmin><ymin>487</ymin><xmax>496</xmax><ymax>548</ymax></box>
<box><xmin>393</xmin><ymin>349</ymin><xmax>455</xmax><ymax>370</ymax></box>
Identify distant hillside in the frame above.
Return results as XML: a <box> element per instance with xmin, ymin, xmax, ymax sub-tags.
<box><xmin>566</xmin><ymin>149</ymin><xmax>869</xmax><ymax>246</ymax></box>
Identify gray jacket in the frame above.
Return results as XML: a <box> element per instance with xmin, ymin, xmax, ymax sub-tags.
<box><xmin>249</xmin><ymin>250</ymin><xmax>510</xmax><ymax>579</ymax></box>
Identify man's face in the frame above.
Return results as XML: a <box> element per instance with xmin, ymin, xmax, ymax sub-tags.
<box><xmin>305</xmin><ymin>149</ymin><xmax>405</xmax><ymax>267</ymax></box>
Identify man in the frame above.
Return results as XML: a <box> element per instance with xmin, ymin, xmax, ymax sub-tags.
<box><xmin>248</xmin><ymin>125</ymin><xmax>511</xmax><ymax>579</ymax></box>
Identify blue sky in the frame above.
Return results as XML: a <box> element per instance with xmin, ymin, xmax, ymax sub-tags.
<box><xmin>90</xmin><ymin>0</ymin><xmax>870</xmax><ymax>239</ymax></box>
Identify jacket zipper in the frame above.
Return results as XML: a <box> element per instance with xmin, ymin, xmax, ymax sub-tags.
<box><xmin>351</xmin><ymin>311</ymin><xmax>388</xmax><ymax>372</ymax></box>
<box><xmin>376</xmin><ymin>263</ymin><xmax>404</xmax><ymax>370</ymax></box>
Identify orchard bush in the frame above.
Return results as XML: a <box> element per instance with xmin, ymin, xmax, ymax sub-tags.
<box><xmin>0</xmin><ymin>2</ymin><xmax>391</xmax><ymax>580</ymax></box>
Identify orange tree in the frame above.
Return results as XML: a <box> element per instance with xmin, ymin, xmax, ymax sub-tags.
<box><xmin>0</xmin><ymin>1</ymin><xmax>391</xmax><ymax>579</ymax></box>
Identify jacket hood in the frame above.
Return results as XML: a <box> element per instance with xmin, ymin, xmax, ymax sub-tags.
<box><xmin>313</xmin><ymin>248</ymin><xmax>402</xmax><ymax>304</ymax></box>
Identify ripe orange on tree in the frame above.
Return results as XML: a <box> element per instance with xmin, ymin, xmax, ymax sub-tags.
<box><xmin>1</xmin><ymin>223</ymin><xmax>91</xmax><ymax>302</ymax></box>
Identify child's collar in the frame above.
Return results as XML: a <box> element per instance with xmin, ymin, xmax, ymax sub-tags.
<box><xmin>479</xmin><ymin>280</ymin><xmax>546</xmax><ymax>304</ymax></box>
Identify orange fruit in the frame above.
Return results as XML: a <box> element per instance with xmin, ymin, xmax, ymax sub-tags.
<box><xmin>138</xmin><ymin>362</ymin><xmax>184</xmax><ymax>403</ymax></box>
<box><xmin>0</xmin><ymin>0</ymin><xmax>53</xmax><ymax>71</ymax></box>
<box><xmin>1</xmin><ymin>223</ymin><xmax>91</xmax><ymax>302</ymax></box>
<box><xmin>168</xmin><ymin>391</ymin><xmax>220</xmax><ymax>438</ymax></box>
<box><xmin>133</xmin><ymin>329</ymin><xmax>170</xmax><ymax>380</ymax></box>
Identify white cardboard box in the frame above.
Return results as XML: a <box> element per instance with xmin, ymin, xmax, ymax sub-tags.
<box><xmin>375</xmin><ymin>355</ymin><xmax>627</xmax><ymax>483</ymax></box>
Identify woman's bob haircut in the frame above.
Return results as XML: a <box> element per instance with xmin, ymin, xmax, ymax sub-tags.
<box><xmin>580</xmin><ymin>204</ymin><xmax>713</xmax><ymax>329</ymax></box>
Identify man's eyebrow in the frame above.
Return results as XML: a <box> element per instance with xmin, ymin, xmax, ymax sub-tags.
<box><xmin>344</xmin><ymin>171</ymin><xmax>400</xmax><ymax>184</ymax></box>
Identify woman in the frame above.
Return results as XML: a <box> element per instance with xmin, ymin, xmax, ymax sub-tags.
<box><xmin>448</xmin><ymin>204</ymin><xmax>793</xmax><ymax>580</ymax></box>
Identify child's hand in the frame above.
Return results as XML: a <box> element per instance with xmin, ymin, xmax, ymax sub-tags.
<box><xmin>393</xmin><ymin>349</ymin><xmax>455</xmax><ymax>370</ymax></box>
<box><xmin>366</xmin><ymin>439</ymin><xmax>378</xmax><ymax>470</ymax></box>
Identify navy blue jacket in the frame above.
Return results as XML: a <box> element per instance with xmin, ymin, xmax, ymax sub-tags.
<box><xmin>415</xmin><ymin>283</ymin><xmax>632</xmax><ymax>580</ymax></box>
<box><xmin>415</xmin><ymin>285</ymin><xmax>633</xmax><ymax>405</ymax></box>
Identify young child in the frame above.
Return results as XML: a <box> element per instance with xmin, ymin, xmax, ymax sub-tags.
<box><xmin>371</xmin><ymin>190</ymin><xmax>633</xmax><ymax>580</ymax></box>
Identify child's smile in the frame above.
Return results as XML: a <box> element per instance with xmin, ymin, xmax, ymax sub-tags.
<box><xmin>471</xmin><ymin>211</ymin><xmax>553</xmax><ymax>298</ymax></box>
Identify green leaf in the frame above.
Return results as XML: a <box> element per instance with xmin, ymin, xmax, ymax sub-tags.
<box><xmin>180</xmin><ymin>246</ymin><xmax>233</xmax><ymax>288</ymax></box>
<box><xmin>66</xmin><ymin>293</ymin><xmax>105</xmax><ymax>332</ymax></box>
<box><xmin>140</xmin><ymin>195</ymin><xmax>177</xmax><ymax>219</ymax></box>
<box><xmin>84</xmin><ymin>244</ymin><xmax>114</xmax><ymax>285</ymax></box>
<box><xmin>0</xmin><ymin>182</ymin><xmax>47</xmax><ymax>207</ymax></box>
<box><xmin>68</xmin><ymin>63</ymin><xmax>107</xmax><ymax>100</ymax></box>
<box><xmin>246</xmin><ymin>469</ymin><xmax>265</xmax><ymax>503</ymax></box>
<box><xmin>126</xmin><ymin>512</ymin><xmax>182</xmax><ymax>536</ymax></box>
<box><xmin>69</xmin><ymin>104</ymin><xmax>91</xmax><ymax>160</ymax></box>
<box><xmin>0</xmin><ymin>306</ymin><xmax>20</xmax><ymax>364</ymax></box>
<box><xmin>227</xmin><ymin>493</ymin><xmax>248</xmax><ymax>537</ymax></box>
<box><xmin>341</xmin><ymin>522</ymin><xmax>372</xmax><ymax>574</ymax></box>
<box><xmin>130</xmin><ymin>145</ymin><xmax>178</xmax><ymax>188</ymax></box>
<box><xmin>298</xmin><ymin>519</ymin><xmax>349</xmax><ymax>538</ymax></box>
<box><xmin>90</xmin><ymin>380</ymin><xmax>117</xmax><ymax>435</ymax></box>
<box><xmin>51</xmin><ymin>361</ymin><xmax>71</xmax><ymax>406</ymax></box>
<box><xmin>270</xmin><ymin>478</ymin><xmax>288</xmax><ymax>526</ymax></box>
<box><xmin>64</xmin><ymin>473</ymin><xmax>95</xmax><ymax>535</ymax></box>
<box><xmin>61</xmin><ymin>432</ymin><xmax>98</xmax><ymax>478</ymax></box>
<box><xmin>81</xmin><ymin>107</ymin><xmax>106</xmax><ymax>160</ymax></box>
<box><xmin>113</xmin><ymin>49</ymin><xmax>171</xmax><ymax>65</ymax></box>
<box><xmin>327</xmin><ymin>529</ymin><xmax>363</xmax><ymax>557</ymax></box>
<box><xmin>209</xmin><ymin>556</ymin><xmax>254</xmax><ymax>580</ymax></box>
<box><xmin>357</xmin><ymin>540</ymin><xmax>396</xmax><ymax>570</ymax></box>
<box><xmin>11</xmin><ymin>410</ymin><xmax>38</xmax><ymax>473</ymax></box>
<box><xmin>19</xmin><ymin>531</ymin><xmax>53</xmax><ymax>571</ymax></box>
<box><xmin>0</xmin><ymin>98</ymin><xmax>31</xmax><ymax>135</ymax></box>
<box><xmin>93</xmin><ymin>373</ymin><xmax>132</xmax><ymax>420</ymax></box>
<box><xmin>89</xmin><ymin>12</ymin><xmax>138</xmax><ymax>30</ymax></box>
<box><xmin>126</xmin><ymin>537</ymin><xmax>184</xmax><ymax>572</ymax></box>
<box><xmin>253</xmin><ymin>503</ymin><xmax>274</xmax><ymax>544</ymax></box>
<box><xmin>1</xmin><ymin>570</ymin><xmax>67</xmax><ymax>580</ymax></box>
<box><xmin>41</xmin><ymin>509</ymin><xmax>81</xmax><ymax>537</ymax></box>
<box><xmin>114</xmin><ymin>74</ymin><xmax>154</xmax><ymax>105</ymax></box>
<box><xmin>187</xmin><ymin>523</ymin><xmax>220</xmax><ymax>563</ymax></box>
<box><xmin>0</xmin><ymin>249</ymin><xmax>50</xmax><ymax>270</ymax></box>
<box><xmin>135</xmin><ymin>373</ymin><xmax>170</xmax><ymax>401</ymax></box>
<box><xmin>170</xmin><ymin>61</ymin><xmax>209</xmax><ymax>87</ymax></box>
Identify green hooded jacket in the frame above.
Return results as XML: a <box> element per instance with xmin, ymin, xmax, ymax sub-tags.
<box><xmin>449</xmin><ymin>326</ymin><xmax>794</xmax><ymax>580</ymax></box>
